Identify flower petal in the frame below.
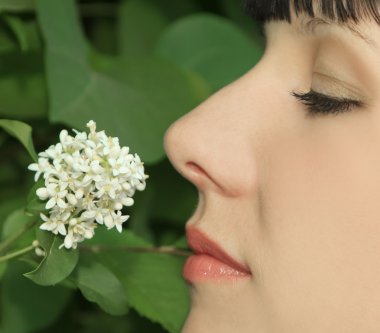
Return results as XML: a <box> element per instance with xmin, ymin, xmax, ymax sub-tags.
<box><xmin>45</xmin><ymin>198</ymin><xmax>56</xmax><ymax>209</ymax></box>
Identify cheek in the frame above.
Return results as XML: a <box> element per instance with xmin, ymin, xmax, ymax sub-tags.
<box><xmin>256</xmin><ymin>114</ymin><xmax>380</xmax><ymax>330</ymax></box>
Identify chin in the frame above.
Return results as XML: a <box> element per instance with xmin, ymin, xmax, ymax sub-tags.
<box><xmin>181</xmin><ymin>280</ymin><xmax>267</xmax><ymax>333</ymax></box>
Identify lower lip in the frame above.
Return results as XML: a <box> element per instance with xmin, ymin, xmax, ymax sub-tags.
<box><xmin>183</xmin><ymin>254</ymin><xmax>251</xmax><ymax>283</ymax></box>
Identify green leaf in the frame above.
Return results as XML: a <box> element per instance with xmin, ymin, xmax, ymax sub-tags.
<box><xmin>0</xmin><ymin>22</ymin><xmax>18</xmax><ymax>54</ymax></box>
<box><xmin>127</xmin><ymin>183</ymin><xmax>156</xmax><ymax>243</ymax></box>
<box><xmin>172</xmin><ymin>235</ymin><xmax>188</xmax><ymax>249</ymax></box>
<box><xmin>118</xmin><ymin>0</ymin><xmax>169</xmax><ymax>57</ymax></box>
<box><xmin>220</xmin><ymin>0</ymin><xmax>266</xmax><ymax>42</ymax></box>
<box><xmin>24</xmin><ymin>228</ymin><xmax>79</xmax><ymax>286</ymax></box>
<box><xmin>1</xmin><ymin>261</ymin><xmax>73</xmax><ymax>333</ymax></box>
<box><xmin>156</xmin><ymin>13</ymin><xmax>264</xmax><ymax>91</ymax></box>
<box><xmin>0</xmin><ymin>261</ymin><xmax>7</xmax><ymax>279</ymax></box>
<box><xmin>72</xmin><ymin>254</ymin><xmax>129</xmax><ymax>316</ymax></box>
<box><xmin>80</xmin><ymin>310</ymin><xmax>167</xmax><ymax>333</ymax></box>
<box><xmin>3</xmin><ymin>16</ymin><xmax>42</xmax><ymax>52</ymax></box>
<box><xmin>1</xmin><ymin>208</ymin><xmax>35</xmax><ymax>249</ymax></box>
<box><xmin>0</xmin><ymin>52</ymin><xmax>47</xmax><ymax>119</ymax></box>
<box><xmin>25</xmin><ymin>179</ymin><xmax>46</xmax><ymax>217</ymax></box>
<box><xmin>84</xmin><ymin>229</ymin><xmax>189</xmax><ymax>332</ymax></box>
<box><xmin>147</xmin><ymin>0</ymin><xmax>200</xmax><ymax>20</ymax></box>
<box><xmin>0</xmin><ymin>119</ymin><xmax>37</xmax><ymax>161</ymax></box>
<box><xmin>36</xmin><ymin>0</ymin><xmax>208</xmax><ymax>163</ymax></box>
<box><xmin>0</xmin><ymin>0</ymin><xmax>34</xmax><ymax>12</ymax></box>
<box><xmin>147</xmin><ymin>159</ymin><xmax>197</xmax><ymax>224</ymax></box>
<box><xmin>3</xmin><ymin>15</ymin><xmax>29</xmax><ymax>51</ymax></box>
<box><xmin>24</xmin><ymin>197</ymin><xmax>45</xmax><ymax>217</ymax></box>
<box><xmin>86</xmin><ymin>227</ymin><xmax>151</xmax><ymax>248</ymax></box>
<box><xmin>26</xmin><ymin>178</ymin><xmax>44</xmax><ymax>204</ymax></box>
<box><xmin>99</xmin><ymin>250</ymin><xmax>190</xmax><ymax>333</ymax></box>
<box><xmin>0</xmin><ymin>197</ymin><xmax>25</xmax><ymax>228</ymax></box>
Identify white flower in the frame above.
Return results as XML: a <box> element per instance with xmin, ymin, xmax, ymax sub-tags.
<box><xmin>40</xmin><ymin>212</ymin><xmax>68</xmax><ymax>236</ymax></box>
<box><xmin>111</xmin><ymin>211</ymin><xmax>129</xmax><ymax>233</ymax></box>
<box><xmin>28</xmin><ymin>158</ymin><xmax>51</xmax><ymax>182</ymax></box>
<box><xmin>95</xmin><ymin>178</ymin><xmax>121</xmax><ymax>199</ymax></box>
<box><xmin>86</xmin><ymin>120</ymin><xmax>96</xmax><ymax>133</ymax></box>
<box><xmin>59</xmin><ymin>217</ymin><xmax>97</xmax><ymax>249</ymax></box>
<box><xmin>39</xmin><ymin>143</ymin><xmax>63</xmax><ymax>160</ymax></box>
<box><xmin>36</xmin><ymin>183</ymin><xmax>68</xmax><ymax>209</ymax></box>
<box><xmin>28</xmin><ymin>120</ymin><xmax>148</xmax><ymax>249</ymax></box>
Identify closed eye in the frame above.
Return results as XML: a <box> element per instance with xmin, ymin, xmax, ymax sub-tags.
<box><xmin>291</xmin><ymin>89</ymin><xmax>365</xmax><ymax>117</ymax></box>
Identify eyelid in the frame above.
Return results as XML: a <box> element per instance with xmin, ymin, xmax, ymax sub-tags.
<box><xmin>292</xmin><ymin>89</ymin><xmax>360</xmax><ymax>104</ymax></box>
<box><xmin>313</xmin><ymin>72</ymin><xmax>367</xmax><ymax>101</ymax></box>
<box><xmin>313</xmin><ymin>89</ymin><xmax>360</xmax><ymax>103</ymax></box>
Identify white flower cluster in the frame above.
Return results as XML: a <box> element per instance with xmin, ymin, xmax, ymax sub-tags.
<box><xmin>28</xmin><ymin>120</ymin><xmax>148</xmax><ymax>250</ymax></box>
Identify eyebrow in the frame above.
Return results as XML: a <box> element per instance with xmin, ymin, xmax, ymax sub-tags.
<box><xmin>291</xmin><ymin>16</ymin><xmax>377</xmax><ymax>49</ymax></box>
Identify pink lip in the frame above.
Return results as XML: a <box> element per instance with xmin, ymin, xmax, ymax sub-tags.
<box><xmin>183</xmin><ymin>226</ymin><xmax>252</xmax><ymax>283</ymax></box>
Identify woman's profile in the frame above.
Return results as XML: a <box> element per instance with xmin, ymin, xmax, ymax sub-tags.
<box><xmin>164</xmin><ymin>0</ymin><xmax>380</xmax><ymax>332</ymax></box>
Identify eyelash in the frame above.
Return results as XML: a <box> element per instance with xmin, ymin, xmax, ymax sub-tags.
<box><xmin>291</xmin><ymin>89</ymin><xmax>364</xmax><ymax>117</ymax></box>
<box><xmin>257</xmin><ymin>23</ymin><xmax>365</xmax><ymax>117</ymax></box>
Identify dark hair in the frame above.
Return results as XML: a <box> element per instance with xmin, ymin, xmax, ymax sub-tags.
<box><xmin>242</xmin><ymin>0</ymin><xmax>380</xmax><ymax>25</ymax></box>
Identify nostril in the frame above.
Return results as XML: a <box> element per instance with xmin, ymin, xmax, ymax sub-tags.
<box><xmin>185</xmin><ymin>162</ymin><xmax>220</xmax><ymax>192</ymax></box>
<box><xmin>164</xmin><ymin>120</ymin><xmax>226</xmax><ymax>194</ymax></box>
<box><xmin>186</xmin><ymin>162</ymin><xmax>208</xmax><ymax>177</ymax></box>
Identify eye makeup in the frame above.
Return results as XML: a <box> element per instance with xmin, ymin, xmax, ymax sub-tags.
<box><xmin>291</xmin><ymin>89</ymin><xmax>364</xmax><ymax>117</ymax></box>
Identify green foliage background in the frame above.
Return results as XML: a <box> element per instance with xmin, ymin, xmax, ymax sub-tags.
<box><xmin>0</xmin><ymin>0</ymin><xmax>264</xmax><ymax>332</ymax></box>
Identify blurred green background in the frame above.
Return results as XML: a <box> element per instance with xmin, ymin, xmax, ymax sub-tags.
<box><xmin>0</xmin><ymin>0</ymin><xmax>264</xmax><ymax>332</ymax></box>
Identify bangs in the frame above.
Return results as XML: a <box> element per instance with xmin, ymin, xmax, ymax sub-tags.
<box><xmin>242</xmin><ymin>0</ymin><xmax>380</xmax><ymax>25</ymax></box>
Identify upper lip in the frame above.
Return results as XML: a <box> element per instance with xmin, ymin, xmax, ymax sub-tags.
<box><xmin>186</xmin><ymin>226</ymin><xmax>251</xmax><ymax>274</ymax></box>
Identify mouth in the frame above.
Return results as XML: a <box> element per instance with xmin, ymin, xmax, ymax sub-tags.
<box><xmin>183</xmin><ymin>226</ymin><xmax>252</xmax><ymax>283</ymax></box>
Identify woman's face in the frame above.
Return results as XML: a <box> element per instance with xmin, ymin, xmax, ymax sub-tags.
<box><xmin>164</xmin><ymin>2</ymin><xmax>380</xmax><ymax>332</ymax></box>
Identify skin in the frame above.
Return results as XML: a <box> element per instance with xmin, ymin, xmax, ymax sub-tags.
<box><xmin>164</xmin><ymin>2</ymin><xmax>380</xmax><ymax>332</ymax></box>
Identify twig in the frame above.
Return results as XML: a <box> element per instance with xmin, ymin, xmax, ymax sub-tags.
<box><xmin>0</xmin><ymin>244</ymin><xmax>35</xmax><ymax>263</ymax></box>
<box><xmin>80</xmin><ymin>244</ymin><xmax>192</xmax><ymax>257</ymax></box>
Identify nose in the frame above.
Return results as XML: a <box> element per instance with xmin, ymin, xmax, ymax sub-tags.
<box><xmin>163</xmin><ymin>68</ymin><xmax>262</xmax><ymax>197</ymax></box>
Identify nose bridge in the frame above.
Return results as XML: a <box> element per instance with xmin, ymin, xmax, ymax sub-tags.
<box><xmin>164</xmin><ymin>64</ymin><xmax>268</xmax><ymax>197</ymax></box>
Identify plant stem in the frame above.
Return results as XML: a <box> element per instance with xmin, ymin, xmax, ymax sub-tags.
<box><xmin>0</xmin><ymin>220</ymin><xmax>36</xmax><ymax>254</ymax></box>
<box><xmin>0</xmin><ymin>244</ymin><xmax>35</xmax><ymax>263</ymax></box>
<box><xmin>80</xmin><ymin>245</ymin><xmax>192</xmax><ymax>257</ymax></box>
